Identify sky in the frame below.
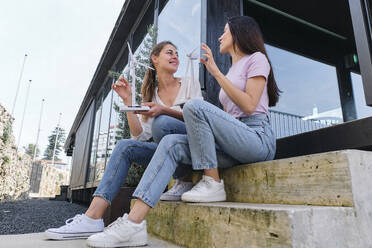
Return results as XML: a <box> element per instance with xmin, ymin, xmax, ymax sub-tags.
<box><xmin>0</xmin><ymin>0</ymin><xmax>126</xmax><ymax>163</ymax></box>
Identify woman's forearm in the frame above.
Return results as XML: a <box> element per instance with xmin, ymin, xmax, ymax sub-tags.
<box><xmin>162</xmin><ymin>107</ymin><xmax>184</xmax><ymax>121</ymax></box>
<box><xmin>126</xmin><ymin>112</ymin><xmax>143</xmax><ymax>136</ymax></box>
<box><xmin>214</xmin><ymin>72</ymin><xmax>258</xmax><ymax>115</ymax></box>
<box><xmin>123</xmin><ymin>96</ymin><xmax>143</xmax><ymax>136</ymax></box>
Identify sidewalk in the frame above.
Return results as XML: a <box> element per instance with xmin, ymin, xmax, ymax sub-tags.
<box><xmin>0</xmin><ymin>232</ymin><xmax>181</xmax><ymax>248</ymax></box>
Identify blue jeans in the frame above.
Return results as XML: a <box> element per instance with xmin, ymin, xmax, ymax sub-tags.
<box><xmin>133</xmin><ymin>99</ymin><xmax>276</xmax><ymax>208</ymax></box>
<box><xmin>93</xmin><ymin>115</ymin><xmax>186</xmax><ymax>204</ymax></box>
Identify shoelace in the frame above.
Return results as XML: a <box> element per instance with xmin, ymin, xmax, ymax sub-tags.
<box><xmin>191</xmin><ymin>178</ymin><xmax>210</xmax><ymax>192</ymax></box>
<box><xmin>65</xmin><ymin>214</ymin><xmax>83</xmax><ymax>226</ymax></box>
<box><xmin>105</xmin><ymin>217</ymin><xmax>127</xmax><ymax>233</ymax></box>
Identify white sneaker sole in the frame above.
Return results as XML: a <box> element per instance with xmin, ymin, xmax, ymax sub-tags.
<box><xmin>86</xmin><ymin>240</ymin><xmax>147</xmax><ymax>248</ymax></box>
<box><xmin>181</xmin><ymin>190</ymin><xmax>226</xmax><ymax>203</ymax></box>
<box><xmin>45</xmin><ymin>230</ymin><xmax>101</xmax><ymax>240</ymax></box>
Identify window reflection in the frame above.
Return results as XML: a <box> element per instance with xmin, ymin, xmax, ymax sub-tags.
<box><xmin>351</xmin><ymin>73</ymin><xmax>372</xmax><ymax>118</ymax></box>
<box><xmin>158</xmin><ymin>0</ymin><xmax>201</xmax><ymax>79</ymax></box>
<box><xmin>95</xmin><ymin>91</ymin><xmax>112</xmax><ymax>182</ymax></box>
<box><xmin>88</xmin><ymin>96</ymin><xmax>102</xmax><ymax>183</ymax></box>
<box><xmin>266</xmin><ymin>45</ymin><xmax>343</xmax><ymax>138</ymax></box>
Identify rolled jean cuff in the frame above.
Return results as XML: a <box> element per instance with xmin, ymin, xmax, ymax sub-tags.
<box><xmin>132</xmin><ymin>190</ymin><xmax>155</xmax><ymax>208</ymax></box>
<box><xmin>192</xmin><ymin>163</ymin><xmax>218</xmax><ymax>170</ymax></box>
<box><xmin>92</xmin><ymin>192</ymin><xmax>112</xmax><ymax>205</ymax></box>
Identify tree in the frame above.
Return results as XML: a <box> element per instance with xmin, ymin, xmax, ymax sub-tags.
<box><xmin>43</xmin><ymin>127</ymin><xmax>66</xmax><ymax>161</ymax></box>
<box><xmin>23</xmin><ymin>143</ymin><xmax>39</xmax><ymax>158</ymax></box>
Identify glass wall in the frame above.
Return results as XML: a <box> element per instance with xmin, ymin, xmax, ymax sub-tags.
<box><xmin>88</xmin><ymin>95</ymin><xmax>102</xmax><ymax>184</ymax></box>
<box><xmin>158</xmin><ymin>0</ymin><xmax>201</xmax><ymax>80</ymax></box>
<box><xmin>94</xmin><ymin>90</ymin><xmax>113</xmax><ymax>182</ymax></box>
<box><xmin>266</xmin><ymin>45</ymin><xmax>343</xmax><ymax>138</ymax></box>
<box><xmin>351</xmin><ymin>73</ymin><xmax>372</xmax><ymax>118</ymax></box>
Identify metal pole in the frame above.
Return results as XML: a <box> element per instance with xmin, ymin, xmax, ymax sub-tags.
<box><xmin>51</xmin><ymin>113</ymin><xmax>62</xmax><ymax>166</ymax></box>
<box><xmin>33</xmin><ymin>99</ymin><xmax>45</xmax><ymax>161</ymax></box>
<box><xmin>17</xmin><ymin>79</ymin><xmax>32</xmax><ymax>151</ymax></box>
<box><xmin>11</xmin><ymin>54</ymin><xmax>28</xmax><ymax>117</ymax></box>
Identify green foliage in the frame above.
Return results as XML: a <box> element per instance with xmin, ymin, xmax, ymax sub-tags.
<box><xmin>3</xmin><ymin>156</ymin><xmax>10</xmax><ymax>165</ymax></box>
<box><xmin>124</xmin><ymin>164</ymin><xmax>145</xmax><ymax>187</ymax></box>
<box><xmin>2</xmin><ymin>121</ymin><xmax>12</xmax><ymax>144</ymax></box>
<box><xmin>43</xmin><ymin>127</ymin><xmax>66</xmax><ymax>161</ymax></box>
<box><xmin>23</xmin><ymin>143</ymin><xmax>39</xmax><ymax>158</ymax></box>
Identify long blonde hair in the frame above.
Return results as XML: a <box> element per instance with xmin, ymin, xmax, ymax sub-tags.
<box><xmin>141</xmin><ymin>41</ymin><xmax>177</xmax><ymax>121</ymax></box>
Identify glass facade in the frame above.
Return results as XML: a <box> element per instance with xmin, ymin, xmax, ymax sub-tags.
<box><xmin>266</xmin><ymin>45</ymin><xmax>343</xmax><ymax>138</ymax></box>
<box><xmin>351</xmin><ymin>73</ymin><xmax>372</xmax><ymax>119</ymax></box>
<box><xmin>94</xmin><ymin>91</ymin><xmax>113</xmax><ymax>182</ymax></box>
<box><xmin>158</xmin><ymin>0</ymin><xmax>201</xmax><ymax>80</ymax></box>
<box><xmin>88</xmin><ymin>95</ymin><xmax>102</xmax><ymax>184</ymax></box>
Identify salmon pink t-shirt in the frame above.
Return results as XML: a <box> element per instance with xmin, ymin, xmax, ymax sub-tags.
<box><xmin>219</xmin><ymin>52</ymin><xmax>271</xmax><ymax>118</ymax></box>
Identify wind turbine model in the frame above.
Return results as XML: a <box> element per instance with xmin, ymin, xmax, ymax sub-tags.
<box><xmin>120</xmin><ymin>42</ymin><xmax>154</xmax><ymax>112</ymax></box>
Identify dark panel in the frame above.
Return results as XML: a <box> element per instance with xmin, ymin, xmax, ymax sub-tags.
<box><xmin>275</xmin><ymin>116</ymin><xmax>372</xmax><ymax>159</ymax></box>
<box><xmin>348</xmin><ymin>0</ymin><xmax>372</xmax><ymax>106</ymax></box>
<box><xmin>255</xmin><ymin>0</ymin><xmax>355</xmax><ymax>41</ymax></box>
<box><xmin>29</xmin><ymin>161</ymin><xmax>43</xmax><ymax>193</ymax></box>
<box><xmin>336</xmin><ymin>58</ymin><xmax>357</xmax><ymax>121</ymax></box>
<box><xmin>204</xmin><ymin>0</ymin><xmax>241</xmax><ymax>106</ymax></box>
<box><xmin>70</xmin><ymin>102</ymin><xmax>95</xmax><ymax>188</ymax></box>
<box><xmin>243</xmin><ymin>0</ymin><xmax>355</xmax><ymax>67</ymax></box>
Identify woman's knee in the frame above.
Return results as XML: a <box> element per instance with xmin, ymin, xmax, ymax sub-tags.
<box><xmin>114</xmin><ymin>139</ymin><xmax>136</xmax><ymax>153</ymax></box>
<box><xmin>183</xmin><ymin>99</ymin><xmax>205</xmax><ymax>118</ymax></box>
<box><xmin>152</xmin><ymin>115</ymin><xmax>181</xmax><ymax>143</ymax></box>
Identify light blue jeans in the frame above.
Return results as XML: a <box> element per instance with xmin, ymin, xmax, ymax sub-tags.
<box><xmin>93</xmin><ymin>115</ymin><xmax>186</xmax><ymax>204</ymax></box>
<box><xmin>133</xmin><ymin>99</ymin><xmax>276</xmax><ymax>208</ymax></box>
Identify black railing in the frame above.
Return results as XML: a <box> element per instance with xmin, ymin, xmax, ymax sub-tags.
<box><xmin>269</xmin><ymin>110</ymin><xmax>340</xmax><ymax>139</ymax></box>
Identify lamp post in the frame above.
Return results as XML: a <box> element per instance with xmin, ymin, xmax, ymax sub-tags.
<box><xmin>11</xmin><ymin>54</ymin><xmax>28</xmax><ymax>117</ymax></box>
<box><xmin>17</xmin><ymin>79</ymin><xmax>32</xmax><ymax>151</ymax></box>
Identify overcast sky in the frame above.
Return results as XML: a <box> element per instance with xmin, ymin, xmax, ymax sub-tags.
<box><xmin>0</xmin><ymin>0</ymin><xmax>125</xmax><ymax>163</ymax></box>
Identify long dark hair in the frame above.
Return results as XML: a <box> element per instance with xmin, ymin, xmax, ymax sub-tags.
<box><xmin>227</xmin><ymin>16</ymin><xmax>281</xmax><ymax>106</ymax></box>
<box><xmin>141</xmin><ymin>41</ymin><xmax>177</xmax><ymax>102</ymax></box>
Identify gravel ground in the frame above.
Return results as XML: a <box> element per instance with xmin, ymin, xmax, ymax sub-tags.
<box><xmin>0</xmin><ymin>199</ymin><xmax>88</xmax><ymax>235</ymax></box>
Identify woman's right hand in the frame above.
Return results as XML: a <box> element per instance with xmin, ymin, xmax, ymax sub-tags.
<box><xmin>112</xmin><ymin>77</ymin><xmax>132</xmax><ymax>105</ymax></box>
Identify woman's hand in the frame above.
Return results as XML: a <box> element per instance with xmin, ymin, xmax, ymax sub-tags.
<box><xmin>200</xmin><ymin>43</ymin><xmax>221</xmax><ymax>78</ymax></box>
<box><xmin>112</xmin><ymin>77</ymin><xmax>132</xmax><ymax>105</ymax></box>
<box><xmin>136</xmin><ymin>102</ymin><xmax>165</xmax><ymax>118</ymax></box>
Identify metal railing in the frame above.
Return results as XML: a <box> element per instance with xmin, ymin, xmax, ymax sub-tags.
<box><xmin>269</xmin><ymin>110</ymin><xmax>340</xmax><ymax>139</ymax></box>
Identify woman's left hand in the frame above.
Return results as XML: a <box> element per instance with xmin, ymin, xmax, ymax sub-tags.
<box><xmin>200</xmin><ymin>43</ymin><xmax>221</xmax><ymax>77</ymax></box>
<box><xmin>136</xmin><ymin>102</ymin><xmax>165</xmax><ymax>118</ymax></box>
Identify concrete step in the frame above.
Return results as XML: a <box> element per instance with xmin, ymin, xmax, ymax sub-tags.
<box><xmin>185</xmin><ymin>150</ymin><xmax>372</xmax><ymax>208</ymax></box>
<box><xmin>145</xmin><ymin>201</ymin><xmax>367</xmax><ymax>248</ymax></box>
<box><xmin>0</xmin><ymin>232</ymin><xmax>182</xmax><ymax>248</ymax></box>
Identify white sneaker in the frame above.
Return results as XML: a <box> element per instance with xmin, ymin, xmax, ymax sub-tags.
<box><xmin>86</xmin><ymin>213</ymin><xmax>147</xmax><ymax>248</ymax></box>
<box><xmin>181</xmin><ymin>175</ymin><xmax>226</xmax><ymax>203</ymax></box>
<box><xmin>45</xmin><ymin>214</ymin><xmax>104</xmax><ymax>240</ymax></box>
<box><xmin>160</xmin><ymin>179</ymin><xmax>194</xmax><ymax>201</ymax></box>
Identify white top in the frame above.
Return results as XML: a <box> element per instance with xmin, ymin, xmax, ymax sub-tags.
<box><xmin>131</xmin><ymin>77</ymin><xmax>203</xmax><ymax>141</ymax></box>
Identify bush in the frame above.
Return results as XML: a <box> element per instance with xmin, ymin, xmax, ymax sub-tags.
<box><xmin>2</xmin><ymin>121</ymin><xmax>12</xmax><ymax>144</ymax></box>
<box><xmin>3</xmin><ymin>156</ymin><xmax>10</xmax><ymax>165</ymax></box>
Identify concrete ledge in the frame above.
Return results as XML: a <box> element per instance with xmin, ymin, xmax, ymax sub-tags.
<box><xmin>145</xmin><ymin>201</ymin><xmax>365</xmax><ymax>248</ymax></box>
<box><xmin>186</xmin><ymin>150</ymin><xmax>372</xmax><ymax>207</ymax></box>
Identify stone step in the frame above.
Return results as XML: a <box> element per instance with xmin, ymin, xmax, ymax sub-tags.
<box><xmin>145</xmin><ymin>201</ymin><xmax>368</xmax><ymax>248</ymax></box>
<box><xmin>184</xmin><ymin>150</ymin><xmax>372</xmax><ymax>208</ymax></box>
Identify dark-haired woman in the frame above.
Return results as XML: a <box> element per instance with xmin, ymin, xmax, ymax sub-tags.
<box><xmin>84</xmin><ymin>16</ymin><xmax>280</xmax><ymax>248</ymax></box>
<box><xmin>44</xmin><ymin>41</ymin><xmax>202</xmax><ymax>241</ymax></box>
